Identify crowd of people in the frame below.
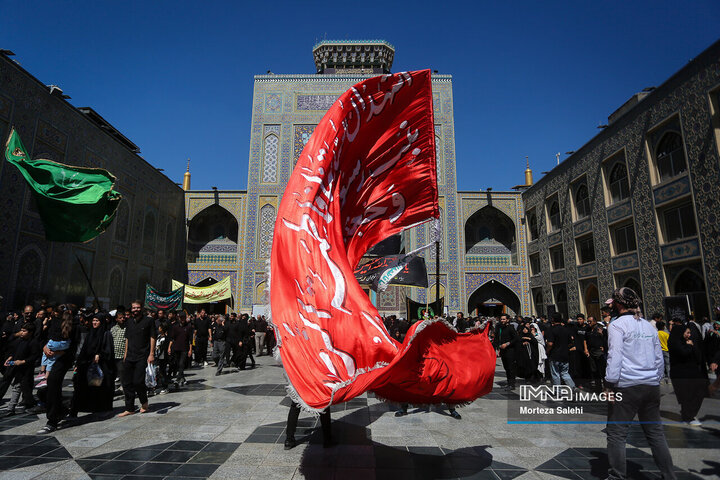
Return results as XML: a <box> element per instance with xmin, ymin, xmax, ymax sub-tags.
<box><xmin>1</xmin><ymin>293</ymin><xmax>718</xmax><ymax>463</ymax></box>
<box><xmin>0</xmin><ymin>301</ymin><xmax>274</xmax><ymax>433</ymax></box>
<box><xmin>384</xmin><ymin>299</ymin><xmax>720</xmax><ymax>426</ymax></box>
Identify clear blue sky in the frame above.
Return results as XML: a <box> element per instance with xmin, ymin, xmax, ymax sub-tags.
<box><xmin>2</xmin><ymin>1</ymin><xmax>718</xmax><ymax>192</ymax></box>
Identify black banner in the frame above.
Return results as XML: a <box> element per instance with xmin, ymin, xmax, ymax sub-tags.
<box><xmin>406</xmin><ymin>297</ymin><xmax>444</xmax><ymax>321</ymax></box>
<box><xmin>365</xmin><ymin>234</ymin><xmax>403</xmax><ymax>256</ymax></box>
<box><xmin>354</xmin><ymin>254</ymin><xmax>428</xmax><ymax>290</ymax></box>
<box><xmin>663</xmin><ymin>295</ymin><xmax>691</xmax><ymax>322</ymax></box>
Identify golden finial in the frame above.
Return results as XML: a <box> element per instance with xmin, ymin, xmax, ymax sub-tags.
<box><xmin>525</xmin><ymin>156</ymin><xmax>533</xmax><ymax>186</ymax></box>
<box><xmin>183</xmin><ymin>158</ymin><xmax>191</xmax><ymax>190</ymax></box>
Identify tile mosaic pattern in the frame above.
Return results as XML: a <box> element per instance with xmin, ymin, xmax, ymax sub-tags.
<box><xmin>0</xmin><ymin>434</ymin><xmax>72</xmax><ymax>471</ymax></box>
<box><xmin>536</xmin><ymin>447</ymin><xmax>697</xmax><ymax>480</ymax></box>
<box><xmin>522</xmin><ymin>46</ymin><xmax>720</xmax><ymax>317</ymax></box>
<box><xmin>0</xmin><ymin>411</ymin><xmax>38</xmax><ymax>432</ymax></box>
<box><xmin>0</xmin><ymin>355</ymin><xmax>717</xmax><ymax>479</ymax></box>
<box><xmin>77</xmin><ymin>440</ymin><xmax>240</xmax><ymax>479</ymax></box>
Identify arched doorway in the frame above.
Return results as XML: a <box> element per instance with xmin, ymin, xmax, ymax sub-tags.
<box><xmin>13</xmin><ymin>248</ymin><xmax>43</xmax><ymax>309</ymax></box>
<box><xmin>464</xmin><ymin>206</ymin><xmax>517</xmax><ymax>264</ymax></box>
<box><xmin>468</xmin><ymin>281</ymin><xmax>521</xmax><ymax>317</ymax></box>
<box><xmin>673</xmin><ymin>269</ymin><xmax>708</xmax><ymax>318</ymax></box>
<box><xmin>583</xmin><ymin>283</ymin><xmax>600</xmax><ymax>321</ymax></box>
<box><xmin>188</xmin><ymin>205</ymin><xmax>239</xmax><ymax>262</ymax></box>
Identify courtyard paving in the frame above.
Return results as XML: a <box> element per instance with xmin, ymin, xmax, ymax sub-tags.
<box><xmin>0</xmin><ymin>355</ymin><xmax>717</xmax><ymax>479</ymax></box>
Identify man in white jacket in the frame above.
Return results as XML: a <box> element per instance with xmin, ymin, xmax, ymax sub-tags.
<box><xmin>604</xmin><ymin>287</ymin><xmax>675</xmax><ymax>480</ymax></box>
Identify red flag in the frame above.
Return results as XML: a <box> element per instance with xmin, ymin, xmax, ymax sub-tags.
<box><xmin>270</xmin><ymin>70</ymin><xmax>495</xmax><ymax>410</ymax></box>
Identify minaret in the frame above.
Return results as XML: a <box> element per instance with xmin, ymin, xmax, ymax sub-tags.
<box><xmin>524</xmin><ymin>156</ymin><xmax>533</xmax><ymax>186</ymax></box>
<box><xmin>183</xmin><ymin>159</ymin><xmax>191</xmax><ymax>191</ymax></box>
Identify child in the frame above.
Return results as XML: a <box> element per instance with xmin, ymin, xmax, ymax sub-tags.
<box><xmin>36</xmin><ymin>324</ymin><xmax>72</xmax><ymax>389</ymax></box>
<box><xmin>1</xmin><ymin>323</ymin><xmax>40</xmax><ymax>415</ymax></box>
<box><xmin>155</xmin><ymin>324</ymin><xmax>169</xmax><ymax>394</ymax></box>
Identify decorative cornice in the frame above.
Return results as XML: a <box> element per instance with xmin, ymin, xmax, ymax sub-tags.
<box><xmin>254</xmin><ymin>74</ymin><xmax>453</xmax><ymax>83</ymax></box>
<box><xmin>312</xmin><ymin>40</ymin><xmax>395</xmax><ymax>50</ymax></box>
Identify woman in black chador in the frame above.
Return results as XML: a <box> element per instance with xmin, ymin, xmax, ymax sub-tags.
<box><xmin>516</xmin><ymin>323</ymin><xmax>541</xmax><ymax>383</ymax></box>
<box><xmin>70</xmin><ymin>314</ymin><xmax>116</xmax><ymax>416</ymax></box>
<box><xmin>668</xmin><ymin>321</ymin><xmax>708</xmax><ymax>425</ymax></box>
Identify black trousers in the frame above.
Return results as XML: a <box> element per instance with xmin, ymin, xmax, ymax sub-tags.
<box><xmin>46</xmin><ymin>355</ymin><xmax>73</xmax><ymax>427</ymax></box>
<box><xmin>156</xmin><ymin>358</ymin><xmax>169</xmax><ymax>389</ymax></box>
<box><xmin>286</xmin><ymin>402</ymin><xmax>331</xmax><ymax>441</ymax></box>
<box><xmin>194</xmin><ymin>337</ymin><xmax>208</xmax><ymax>364</ymax></box>
<box><xmin>171</xmin><ymin>351</ymin><xmax>187</xmax><ymax>382</ymax></box>
<box><xmin>500</xmin><ymin>349</ymin><xmax>517</xmax><ymax>387</ymax></box>
<box><xmin>214</xmin><ymin>341</ymin><xmax>226</xmax><ymax>373</ymax></box>
<box><xmin>238</xmin><ymin>341</ymin><xmax>255</xmax><ymax>370</ymax></box>
<box><xmin>607</xmin><ymin>384</ymin><xmax>675</xmax><ymax>479</ymax></box>
<box><xmin>226</xmin><ymin>340</ymin><xmax>240</xmax><ymax>368</ymax></box>
<box><xmin>122</xmin><ymin>359</ymin><xmax>148</xmax><ymax>411</ymax></box>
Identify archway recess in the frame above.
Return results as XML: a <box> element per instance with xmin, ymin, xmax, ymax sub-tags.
<box><xmin>467</xmin><ymin>280</ymin><xmax>521</xmax><ymax>317</ymax></box>
<box><xmin>464</xmin><ymin>206</ymin><xmax>517</xmax><ymax>264</ymax></box>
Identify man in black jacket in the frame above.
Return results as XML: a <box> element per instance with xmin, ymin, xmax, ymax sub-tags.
<box><xmin>494</xmin><ymin>314</ymin><xmax>519</xmax><ymax>390</ymax></box>
<box><xmin>1</xmin><ymin>323</ymin><xmax>39</xmax><ymax>415</ymax></box>
<box><xmin>193</xmin><ymin>311</ymin><xmax>211</xmax><ymax>367</ymax></box>
<box><xmin>237</xmin><ymin>314</ymin><xmax>255</xmax><ymax>369</ymax></box>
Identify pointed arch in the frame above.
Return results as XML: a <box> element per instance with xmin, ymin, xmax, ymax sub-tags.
<box><xmin>467</xmin><ymin>279</ymin><xmax>521</xmax><ymax>317</ymax></box>
<box><xmin>142</xmin><ymin>209</ymin><xmax>156</xmax><ymax>252</ymax></box>
<box><xmin>263</xmin><ymin>133</ymin><xmax>279</xmax><ymax>183</ymax></box>
<box><xmin>187</xmin><ymin>204</ymin><xmax>239</xmax><ymax>259</ymax></box>
<box><xmin>12</xmin><ymin>245</ymin><xmax>44</xmax><ymax>309</ymax></box>
<box><xmin>655</xmin><ymin>131</ymin><xmax>687</xmax><ymax>181</ymax></box>
<box><xmin>671</xmin><ymin>267</ymin><xmax>708</xmax><ymax>318</ymax></box>
<box><xmin>108</xmin><ymin>267</ymin><xmax>124</xmax><ymax>308</ymax></box>
<box><xmin>258</xmin><ymin>204</ymin><xmax>276</xmax><ymax>259</ymax></box>
<box><xmin>464</xmin><ymin>205</ymin><xmax>517</xmax><ymax>264</ymax></box>
<box><xmin>114</xmin><ymin>200</ymin><xmax>130</xmax><ymax>243</ymax></box>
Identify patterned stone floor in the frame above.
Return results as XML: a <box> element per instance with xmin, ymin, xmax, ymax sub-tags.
<box><xmin>0</xmin><ymin>355</ymin><xmax>718</xmax><ymax>479</ymax></box>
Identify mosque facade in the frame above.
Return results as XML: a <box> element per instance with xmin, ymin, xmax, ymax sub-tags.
<box><xmin>184</xmin><ymin>40</ymin><xmax>531</xmax><ymax>317</ymax></box>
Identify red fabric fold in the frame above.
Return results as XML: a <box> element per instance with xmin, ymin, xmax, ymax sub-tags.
<box><xmin>270</xmin><ymin>70</ymin><xmax>495</xmax><ymax>410</ymax></box>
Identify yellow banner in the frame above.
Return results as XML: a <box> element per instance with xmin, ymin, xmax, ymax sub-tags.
<box><xmin>172</xmin><ymin>276</ymin><xmax>232</xmax><ymax>304</ymax></box>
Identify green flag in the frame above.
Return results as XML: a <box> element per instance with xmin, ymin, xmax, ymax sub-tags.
<box><xmin>4</xmin><ymin>127</ymin><xmax>122</xmax><ymax>242</ymax></box>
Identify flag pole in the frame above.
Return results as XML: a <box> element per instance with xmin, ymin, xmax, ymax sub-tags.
<box><xmin>435</xmin><ymin>240</ymin><xmax>440</xmax><ymax>305</ymax></box>
<box><xmin>74</xmin><ymin>253</ymin><xmax>101</xmax><ymax>308</ymax></box>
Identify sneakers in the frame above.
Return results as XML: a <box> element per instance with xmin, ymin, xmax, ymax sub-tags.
<box><xmin>36</xmin><ymin>425</ymin><xmax>56</xmax><ymax>434</ymax></box>
<box><xmin>395</xmin><ymin>410</ymin><xmax>407</xmax><ymax>417</ymax></box>
<box><xmin>686</xmin><ymin>418</ymin><xmax>702</xmax><ymax>426</ymax></box>
<box><xmin>35</xmin><ymin>380</ymin><xmax>48</xmax><ymax>389</ymax></box>
<box><xmin>25</xmin><ymin>405</ymin><xmax>46</xmax><ymax>415</ymax></box>
<box><xmin>34</xmin><ymin>373</ymin><xmax>46</xmax><ymax>382</ymax></box>
<box><xmin>203</xmin><ymin>361</ymin><xmax>209</xmax><ymax>367</ymax></box>
<box><xmin>158</xmin><ymin>389</ymin><xmax>169</xmax><ymax>395</ymax></box>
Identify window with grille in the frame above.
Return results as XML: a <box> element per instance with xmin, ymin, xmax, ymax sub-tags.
<box><xmin>661</xmin><ymin>201</ymin><xmax>696</xmax><ymax>243</ymax></box>
<box><xmin>612</xmin><ymin>222</ymin><xmax>636</xmax><ymax>254</ymax></box>
<box><xmin>548</xmin><ymin>200</ymin><xmax>561</xmax><ymax>232</ymax></box>
<box><xmin>527</xmin><ymin>211</ymin><xmax>538</xmax><ymax>240</ymax></box>
<box><xmin>550</xmin><ymin>245</ymin><xmax>564</xmax><ymax>270</ymax></box>
<box><xmin>608</xmin><ymin>162</ymin><xmax>630</xmax><ymax>203</ymax></box>
<box><xmin>576</xmin><ymin>235</ymin><xmax>595</xmax><ymax>264</ymax></box>
<box><xmin>575</xmin><ymin>185</ymin><xmax>590</xmax><ymax>220</ymax></box>
<box><xmin>655</xmin><ymin>132</ymin><xmax>687</xmax><ymax>181</ymax></box>
<box><xmin>529</xmin><ymin>253</ymin><xmax>541</xmax><ymax>276</ymax></box>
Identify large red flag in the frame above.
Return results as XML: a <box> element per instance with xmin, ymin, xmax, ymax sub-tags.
<box><xmin>270</xmin><ymin>70</ymin><xmax>495</xmax><ymax>410</ymax></box>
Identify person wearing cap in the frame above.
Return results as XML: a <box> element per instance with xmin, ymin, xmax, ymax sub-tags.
<box><xmin>604</xmin><ymin>287</ymin><xmax>675</xmax><ymax>480</ymax></box>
